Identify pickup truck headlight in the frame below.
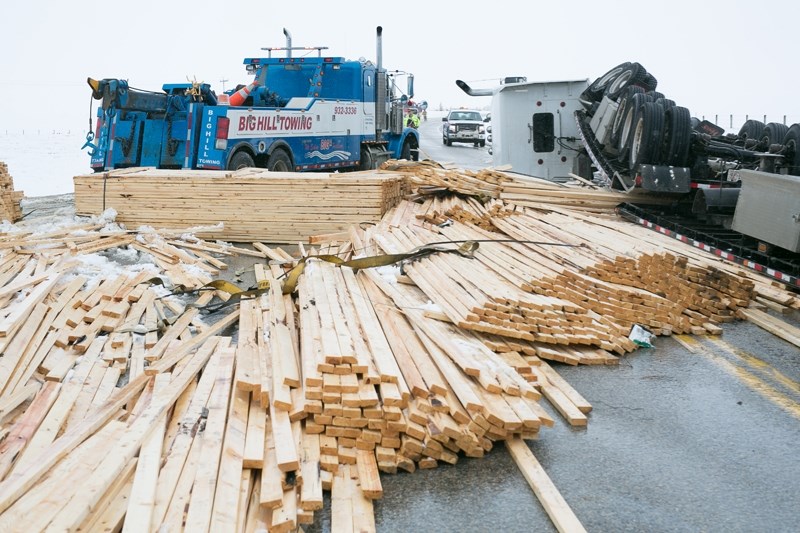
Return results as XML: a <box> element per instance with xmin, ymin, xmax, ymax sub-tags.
<box><xmin>479</xmin><ymin>125</ymin><xmax>485</xmax><ymax>134</ymax></box>
<box><xmin>448</xmin><ymin>125</ymin><xmax>457</xmax><ymax>133</ymax></box>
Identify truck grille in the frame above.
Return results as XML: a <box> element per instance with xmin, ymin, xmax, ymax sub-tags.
<box><xmin>458</xmin><ymin>124</ymin><xmax>478</xmax><ymax>132</ymax></box>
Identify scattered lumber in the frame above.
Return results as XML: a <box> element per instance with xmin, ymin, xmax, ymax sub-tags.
<box><xmin>0</xmin><ymin>162</ymin><xmax>795</xmax><ymax>531</ymax></box>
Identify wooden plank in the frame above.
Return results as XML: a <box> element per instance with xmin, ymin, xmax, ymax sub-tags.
<box><xmin>505</xmin><ymin>438</ymin><xmax>587</xmax><ymax>533</ymax></box>
<box><xmin>183</xmin><ymin>346</ymin><xmax>236</xmax><ymax>533</ymax></box>
<box><xmin>209</xmin><ymin>386</ymin><xmax>250</xmax><ymax>532</ymax></box>
<box><xmin>355</xmin><ymin>448</ymin><xmax>383</xmax><ymax>499</ymax></box>
<box><xmin>122</xmin><ymin>373</ymin><xmax>171</xmax><ymax>533</ymax></box>
<box><xmin>299</xmin><ymin>432</ymin><xmax>323</xmax><ymax>511</ymax></box>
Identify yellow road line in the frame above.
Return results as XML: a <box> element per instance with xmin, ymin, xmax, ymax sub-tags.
<box><xmin>674</xmin><ymin>335</ymin><xmax>800</xmax><ymax>420</ymax></box>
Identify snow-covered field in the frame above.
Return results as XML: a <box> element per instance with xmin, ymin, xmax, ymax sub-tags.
<box><xmin>0</xmin><ymin>130</ymin><xmax>89</xmax><ymax>198</ymax></box>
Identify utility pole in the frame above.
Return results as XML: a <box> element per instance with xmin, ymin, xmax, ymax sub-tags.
<box><xmin>219</xmin><ymin>78</ymin><xmax>229</xmax><ymax>92</ymax></box>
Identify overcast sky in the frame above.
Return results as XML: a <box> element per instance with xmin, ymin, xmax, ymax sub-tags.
<box><xmin>2</xmin><ymin>0</ymin><xmax>799</xmax><ymax>133</ymax></box>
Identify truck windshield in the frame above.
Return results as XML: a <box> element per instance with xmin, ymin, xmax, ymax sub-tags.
<box><xmin>451</xmin><ymin>112</ymin><xmax>482</xmax><ymax>121</ymax></box>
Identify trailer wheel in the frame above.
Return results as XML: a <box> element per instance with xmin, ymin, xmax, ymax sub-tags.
<box><xmin>267</xmin><ymin>149</ymin><xmax>292</xmax><ymax>172</ymax></box>
<box><xmin>610</xmin><ymin>86</ymin><xmax>645</xmax><ymax>148</ymax></box>
<box><xmin>629</xmin><ymin>101</ymin><xmax>666</xmax><ymax>170</ymax></box>
<box><xmin>654</xmin><ymin>98</ymin><xmax>676</xmax><ymax>110</ymax></box>
<box><xmin>781</xmin><ymin>123</ymin><xmax>800</xmax><ymax>175</ymax></box>
<box><xmin>663</xmin><ymin>106</ymin><xmax>692</xmax><ymax>167</ymax></box>
<box><xmin>605</xmin><ymin>62</ymin><xmax>647</xmax><ymax>100</ymax></box>
<box><xmin>618</xmin><ymin>92</ymin><xmax>648</xmax><ymax>158</ymax></box>
<box><xmin>584</xmin><ymin>62</ymin><xmax>630</xmax><ymax>103</ymax></box>
<box><xmin>737</xmin><ymin>119</ymin><xmax>765</xmax><ymax>142</ymax></box>
<box><xmin>762</xmin><ymin>122</ymin><xmax>789</xmax><ymax>150</ymax></box>
<box><xmin>642</xmin><ymin>72</ymin><xmax>658</xmax><ymax>92</ymax></box>
<box><xmin>228</xmin><ymin>151</ymin><xmax>254</xmax><ymax>170</ymax></box>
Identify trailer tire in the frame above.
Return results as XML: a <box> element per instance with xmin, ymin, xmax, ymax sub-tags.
<box><xmin>781</xmin><ymin>123</ymin><xmax>800</xmax><ymax>175</ymax></box>
<box><xmin>228</xmin><ymin>151</ymin><xmax>255</xmax><ymax>170</ymax></box>
<box><xmin>618</xmin><ymin>92</ymin><xmax>648</xmax><ymax>158</ymax></box>
<box><xmin>605</xmin><ymin>62</ymin><xmax>647</xmax><ymax>100</ymax></box>
<box><xmin>584</xmin><ymin>62</ymin><xmax>630</xmax><ymax>102</ymax></box>
<box><xmin>267</xmin><ymin>149</ymin><xmax>292</xmax><ymax>172</ymax></box>
<box><xmin>629</xmin><ymin>101</ymin><xmax>666</xmax><ymax>170</ymax></box>
<box><xmin>762</xmin><ymin>122</ymin><xmax>789</xmax><ymax>150</ymax></box>
<box><xmin>737</xmin><ymin>119</ymin><xmax>764</xmax><ymax>142</ymax></box>
<box><xmin>642</xmin><ymin>72</ymin><xmax>658</xmax><ymax>92</ymax></box>
<box><xmin>663</xmin><ymin>106</ymin><xmax>692</xmax><ymax>167</ymax></box>
<box><xmin>611</xmin><ymin>86</ymin><xmax>645</xmax><ymax>148</ymax></box>
<box><xmin>654</xmin><ymin>98</ymin><xmax>676</xmax><ymax>109</ymax></box>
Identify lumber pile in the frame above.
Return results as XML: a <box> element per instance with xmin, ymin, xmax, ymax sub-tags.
<box><xmin>0</xmin><ymin>173</ymin><xmax>798</xmax><ymax>531</ymax></box>
<box><xmin>74</xmin><ymin>167</ymin><xmax>407</xmax><ymax>243</ymax></box>
<box><xmin>0</xmin><ymin>163</ymin><xmax>23</xmax><ymax>222</ymax></box>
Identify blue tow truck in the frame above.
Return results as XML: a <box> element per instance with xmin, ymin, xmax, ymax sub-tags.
<box><xmin>84</xmin><ymin>27</ymin><xmax>419</xmax><ymax>172</ymax></box>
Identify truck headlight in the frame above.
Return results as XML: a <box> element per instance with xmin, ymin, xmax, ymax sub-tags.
<box><xmin>448</xmin><ymin>125</ymin><xmax>456</xmax><ymax>133</ymax></box>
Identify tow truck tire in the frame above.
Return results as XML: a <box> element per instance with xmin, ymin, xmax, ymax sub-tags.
<box><xmin>629</xmin><ymin>101</ymin><xmax>666</xmax><ymax>170</ymax></box>
<box><xmin>781</xmin><ymin>123</ymin><xmax>800</xmax><ymax>175</ymax></box>
<box><xmin>401</xmin><ymin>140</ymin><xmax>412</xmax><ymax>160</ymax></box>
<box><xmin>762</xmin><ymin>122</ymin><xmax>789</xmax><ymax>149</ymax></box>
<box><xmin>359</xmin><ymin>146</ymin><xmax>374</xmax><ymax>171</ymax></box>
<box><xmin>267</xmin><ymin>149</ymin><xmax>292</xmax><ymax>172</ymax></box>
<box><xmin>663</xmin><ymin>106</ymin><xmax>692</xmax><ymax>167</ymax></box>
<box><xmin>737</xmin><ymin>119</ymin><xmax>764</xmax><ymax>141</ymax></box>
<box><xmin>228</xmin><ymin>151</ymin><xmax>254</xmax><ymax>170</ymax></box>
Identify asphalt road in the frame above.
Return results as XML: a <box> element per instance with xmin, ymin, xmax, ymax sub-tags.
<box><xmin>309</xmin><ymin>119</ymin><xmax>800</xmax><ymax>532</ymax></box>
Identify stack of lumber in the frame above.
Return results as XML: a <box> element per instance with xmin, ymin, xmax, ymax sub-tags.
<box><xmin>74</xmin><ymin>167</ymin><xmax>407</xmax><ymax>243</ymax></box>
<box><xmin>0</xmin><ymin>162</ymin><xmax>23</xmax><ymax>222</ymax></box>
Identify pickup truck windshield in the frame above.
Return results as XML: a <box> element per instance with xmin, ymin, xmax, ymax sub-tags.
<box><xmin>450</xmin><ymin>111</ymin><xmax>482</xmax><ymax>121</ymax></box>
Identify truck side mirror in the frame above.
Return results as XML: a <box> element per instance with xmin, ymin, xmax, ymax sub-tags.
<box><xmin>407</xmin><ymin>74</ymin><xmax>414</xmax><ymax>99</ymax></box>
<box><xmin>442</xmin><ymin>117</ymin><xmax>447</xmax><ymax>122</ymax></box>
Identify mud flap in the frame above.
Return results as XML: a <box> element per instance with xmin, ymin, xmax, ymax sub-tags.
<box><xmin>637</xmin><ymin>164</ymin><xmax>691</xmax><ymax>193</ymax></box>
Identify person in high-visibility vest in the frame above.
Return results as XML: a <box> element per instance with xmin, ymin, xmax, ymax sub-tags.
<box><xmin>407</xmin><ymin>110</ymin><xmax>421</xmax><ymax>129</ymax></box>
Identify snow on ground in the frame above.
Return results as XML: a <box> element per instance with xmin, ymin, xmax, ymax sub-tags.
<box><xmin>0</xmin><ymin>130</ymin><xmax>90</xmax><ymax>197</ymax></box>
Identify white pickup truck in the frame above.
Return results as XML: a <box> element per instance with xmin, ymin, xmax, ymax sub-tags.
<box><xmin>442</xmin><ymin>109</ymin><xmax>487</xmax><ymax>147</ymax></box>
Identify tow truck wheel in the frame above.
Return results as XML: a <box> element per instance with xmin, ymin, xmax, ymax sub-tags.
<box><xmin>781</xmin><ymin>123</ymin><xmax>800</xmax><ymax>176</ymax></box>
<box><xmin>267</xmin><ymin>149</ymin><xmax>292</xmax><ymax>172</ymax></box>
<box><xmin>359</xmin><ymin>147</ymin><xmax>375</xmax><ymax>170</ymax></box>
<box><xmin>228</xmin><ymin>151</ymin><xmax>255</xmax><ymax>170</ymax></box>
